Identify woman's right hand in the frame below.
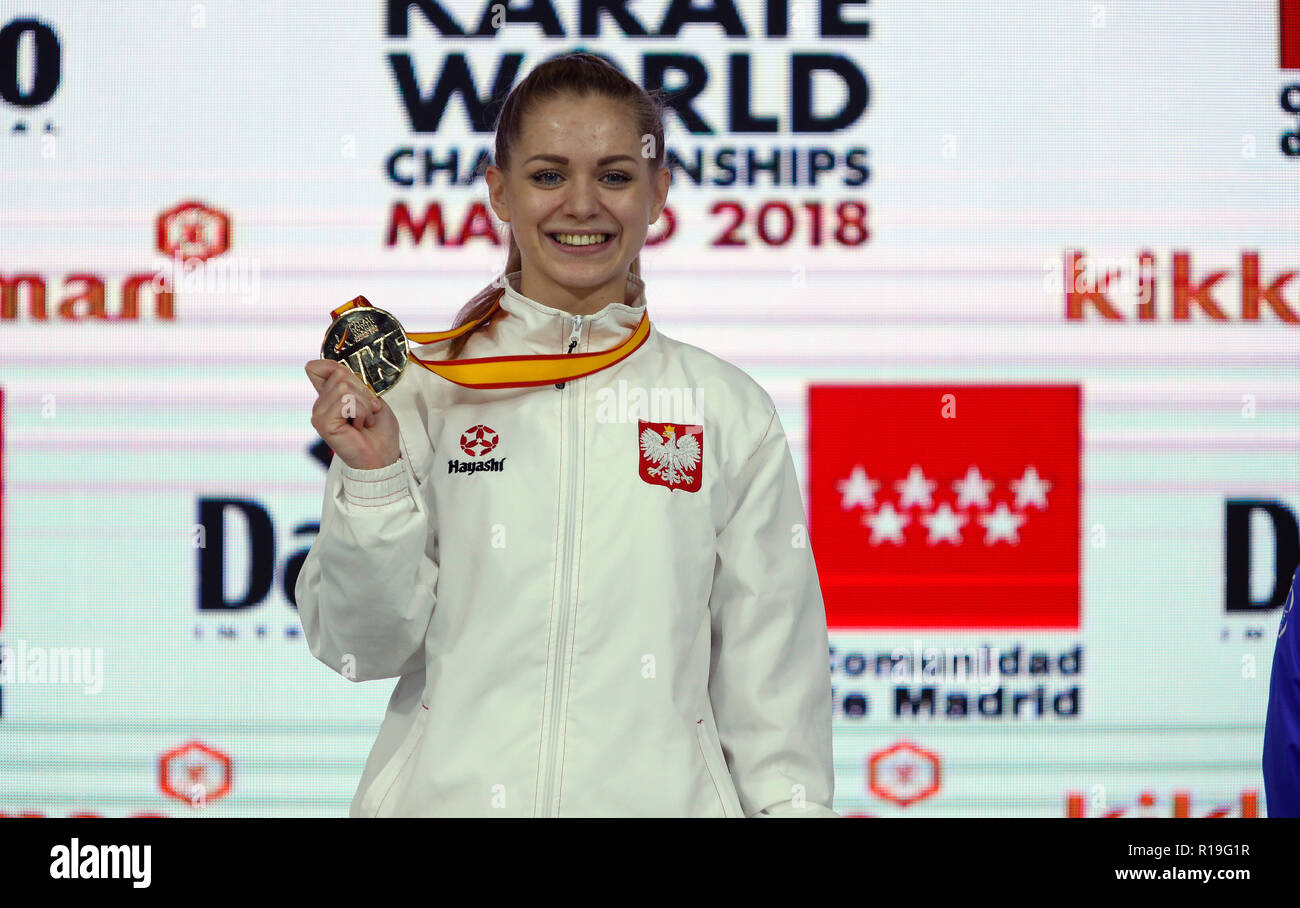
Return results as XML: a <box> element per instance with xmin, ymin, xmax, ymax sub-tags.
<box><xmin>305</xmin><ymin>359</ymin><xmax>401</xmax><ymax>470</ymax></box>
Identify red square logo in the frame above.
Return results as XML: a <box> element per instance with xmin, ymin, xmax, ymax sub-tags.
<box><xmin>809</xmin><ymin>385</ymin><xmax>1081</xmax><ymax>629</ymax></box>
<box><xmin>1284</xmin><ymin>0</ymin><xmax>1300</xmax><ymax>69</ymax></box>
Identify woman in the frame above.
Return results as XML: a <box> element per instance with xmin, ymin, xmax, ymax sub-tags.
<box><xmin>297</xmin><ymin>53</ymin><xmax>838</xmax><ymax>817</ymax></box>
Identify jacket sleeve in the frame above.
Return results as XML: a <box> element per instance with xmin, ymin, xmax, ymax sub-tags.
<box><xmin>294</xmin><ymin>427</ymin><xmax>439</xmax><ymax>683</ymax></box>
<box><xmin>707</xmin><ymin>404</ymin><xmax>839</xmax><ymax>817</ymax></box>
<box><xmin>1263</xmin><ymin>569</ymin><xmax>1300</xmax><ymax>817</ymax></box>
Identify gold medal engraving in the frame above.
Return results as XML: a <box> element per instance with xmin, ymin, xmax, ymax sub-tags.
<box><xmin>321</xmin><ymin>296</ymin><xmax>409</xmax><ymax>395</ymax></box>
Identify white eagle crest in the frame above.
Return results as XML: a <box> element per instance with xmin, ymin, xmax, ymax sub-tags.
<box><xmin>639</xmin><ymin>424</ymin><xmax>701</xmax><ymax>486</ymax></box>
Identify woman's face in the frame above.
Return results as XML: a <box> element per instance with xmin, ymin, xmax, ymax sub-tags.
<box><xmin>486</xmin><ymin>92</ymin><xmax>671</xmax><ymax>316</ymax></box>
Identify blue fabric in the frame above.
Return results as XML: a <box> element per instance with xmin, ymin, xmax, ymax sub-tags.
<box><xmin>1263</xmin><ymin>568</ymin><xmax>1300</xmax><ymax>817</ymax></box>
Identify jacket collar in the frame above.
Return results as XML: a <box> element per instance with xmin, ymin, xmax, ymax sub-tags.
<box><xmin>494</xmin><ymin>269</ymin><xmax>648</xmax><ymax>355</ymax></box>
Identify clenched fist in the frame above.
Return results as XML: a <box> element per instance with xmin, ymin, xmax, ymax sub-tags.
<box><xmin>305</xmin><ymin>359</ymin><xmax>401</xmax><ymax>470</ymax></box>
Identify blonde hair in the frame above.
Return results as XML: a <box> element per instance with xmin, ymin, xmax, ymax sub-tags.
<box><xmin>446</xmin><ymin>52</ymin><xmax>667</xmax><ymax>359</ymax></box>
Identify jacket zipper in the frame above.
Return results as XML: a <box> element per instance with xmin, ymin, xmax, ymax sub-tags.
<box><xmin>554</xmin><ymin>314</ymin><xmax>581</xmax><ymax>389</ymax></box>
<box><xmin>539</xmin><ymin>313</ymin><xmax>582</xmax><ymax>816</ymax></box>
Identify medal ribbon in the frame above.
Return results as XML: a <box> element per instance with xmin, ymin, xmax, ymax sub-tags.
<box><xmin>329</xmin><ymin>288</ymin><xmax>651</xmax><ymax>390</ymax></box>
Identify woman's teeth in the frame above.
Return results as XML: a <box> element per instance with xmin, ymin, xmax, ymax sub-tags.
<box><xmin>552</xmin><ymin>233</ymin><xmax>611</xmax><ymax>246</ymax></box>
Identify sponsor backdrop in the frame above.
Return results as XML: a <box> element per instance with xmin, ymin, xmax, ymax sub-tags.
<box><xmin>1</xmin><ymin>1</ymin><xmax>1297</xmax><ymax>817</ymax></box>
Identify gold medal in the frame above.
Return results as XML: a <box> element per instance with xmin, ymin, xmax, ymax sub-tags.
<box><xmin>321</xmin><ymin>282</ymin><xmax>652</xmax><ymax>392</ymax></box>
<box><xmin>321</xmin><ymin>296</ymin><xmax>410</xmax><ymax>395</ymax></box>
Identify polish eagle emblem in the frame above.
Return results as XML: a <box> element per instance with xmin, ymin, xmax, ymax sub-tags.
<box><xmin>637</xmin><ymin>420</ymin><xmax>704</xmax><ymax>491</ymax></box>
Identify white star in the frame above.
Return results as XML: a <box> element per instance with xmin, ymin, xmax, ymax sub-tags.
<box><xmin>836</xmin><ymin>465</ymin><xmax>880</xmax><ymax>510</ymax></box>
<box><xmin>920</xmin><ymin>502</ymin><xmax>967</xmax><ymax>545</ymax></box>
<box><xmin>865</xmin><ymin>502</ymin><xmax>909</xmax><ymax>545</ymax></box>
<box><xmin>978</xmin><ymin>502</ymin><xmax>1025</xmax><ymax>545</ymax></box>
<box><xmin>952</xmin><ymin>465</ymin><xmax>993</xmax><ymax>509</ymax></box>
<box><xmin>1009</xmin><ymin>465</ymin><xmax>1051</xmax><ymax>509</ymax></box>
<box><xmin>894</xmin><ymin>465</ymin><xmax>936</xmax><ymax>508</ymax></box>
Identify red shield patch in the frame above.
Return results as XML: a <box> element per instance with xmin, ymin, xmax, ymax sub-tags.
<box><xmin>637</xmin><ymin>420</ymin><xmax>703</xmax><ymax>492</ymax></box>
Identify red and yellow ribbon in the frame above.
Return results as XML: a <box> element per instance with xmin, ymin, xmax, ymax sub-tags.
<box><xmin>329</xmin><ymin>288</ymin><xmax>650</xmax><ymax>390</ymax></box>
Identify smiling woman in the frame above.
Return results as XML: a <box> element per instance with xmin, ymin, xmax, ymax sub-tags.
<box><xmin>444</xmin><ymin>53</ymin><xmax>672</xmax><ymax>353</ymax></box>
<box><xmin>296</xmin><ymin>51</ymin><xmax>839</xmax><ymax>818</ymax></box>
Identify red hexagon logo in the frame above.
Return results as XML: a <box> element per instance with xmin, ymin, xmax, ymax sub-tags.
<box><xmin>158</xmin><ymin>740</ymin><xmax>233</xmax><ymax>806</ymax></box>
<box><xmin>868</xmin><ymin>741</ymin><xmax>941</xmax><ymax>807</ymax></box>
<box><xmin>156</xmin><ymin>200</ymin><xmax>230</xmax><ymax>261</ymax></box>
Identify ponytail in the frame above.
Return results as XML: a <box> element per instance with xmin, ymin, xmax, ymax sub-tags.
<box><xmin>444</xmin><ymin>228</ymin><xmax>522</xmax><ymax>360</ymax></box>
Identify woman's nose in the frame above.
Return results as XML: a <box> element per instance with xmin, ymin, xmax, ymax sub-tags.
<box><xmin>561</xmin><ymin>177</ymin><xmax>601</xmax><ymax>215</ymax></box>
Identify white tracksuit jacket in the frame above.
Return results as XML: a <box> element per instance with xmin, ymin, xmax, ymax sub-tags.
<box><xmin>295</xmin><ymin>272</ymin><xmax>838</xmax><ymax>817</ymax></box>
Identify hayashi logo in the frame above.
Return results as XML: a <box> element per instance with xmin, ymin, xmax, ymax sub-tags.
<box><xmin>1066</xmin><ymin>788</ymin><xmax>1259</xmax><ymax>818</ymax></box>
<box><xmin>638</xmin><ymin>420</ymin><xmax>703</xmax><ymax>491</ymax></box>
<box><xmin>449</xmin><ymin>423</ymin><xmax>506</xmax><ymax>473</ymax></box>
<box><xmin>1057</xmin><ymin>250</ymin><xmax>1297</xmax><ymax>322</ymax></box>
<box><xmin>1</xmin><ymin>200</ymin><xmax>242</xmax><ymax>321</ymax></box>
<box><xmin>459</xmin><ymin>423</ymin><xmax>499</xmax><ymax>456</ymax></box>
<box><xmin>810</xmin><ymin>385</ymin><xmax>1081</xmax><ymax>629</ymax></box>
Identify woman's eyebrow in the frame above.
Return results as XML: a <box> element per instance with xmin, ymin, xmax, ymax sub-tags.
<box><xmin>523</xmin><ymin>154</ymin><xmax>637</xmax><ymax>166</ymax></box>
